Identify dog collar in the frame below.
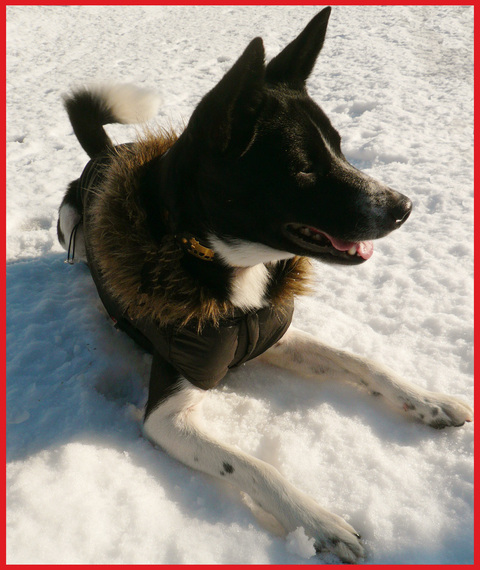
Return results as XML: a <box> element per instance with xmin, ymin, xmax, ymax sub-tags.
<box><xmin>162</xmin><ymin>209</ymin><xmax>215</xmax><ymax>262</ymax></box>
<box><xmin>175</xmin><ymin>233</ymin><xmax>216</xmax><ymax>262</ymax></box>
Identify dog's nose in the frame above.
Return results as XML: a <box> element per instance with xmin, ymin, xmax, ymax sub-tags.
<box><xmin>390</xmin><ymin>196</ymin><xmax>412</xmax><ymax>228</ymax></box>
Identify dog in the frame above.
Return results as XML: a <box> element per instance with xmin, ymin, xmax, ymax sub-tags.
<box><xmin>57</xmin><ymin>7</ymin><xmax>473</xmax><ymax>563</ymax></box>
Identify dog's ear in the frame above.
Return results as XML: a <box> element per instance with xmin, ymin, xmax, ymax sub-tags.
<box><xmin>265</xmin><ymin>6</ymin><xmax>331</xmax><ymax>89</ymax></box>
<box><xmin>187</xmin><ymin>37</ymin><xmax>265</xmax><ymax>157</ymax></box>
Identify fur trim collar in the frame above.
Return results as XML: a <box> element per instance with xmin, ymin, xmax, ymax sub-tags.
<box><xmin>88</xmin><ymin>130</ymin><xmax>312</xmax><ymax>329</ymax></box>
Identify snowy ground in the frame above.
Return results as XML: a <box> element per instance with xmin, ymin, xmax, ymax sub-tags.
<box><xmin>6</xmin><ymin>5</ymin><xmax>474</xmax><ymax>565</ymax></box>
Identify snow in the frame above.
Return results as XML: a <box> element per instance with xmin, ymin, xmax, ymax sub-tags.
<box><xmin>286</xmin><ymin>527</ymin><xmax>317</xmax><ymax>560</ymax></box>
<box><xmin>6</xmin><ymin>5</ymin><xmax>473</xmax><ymax>565</ymax></box>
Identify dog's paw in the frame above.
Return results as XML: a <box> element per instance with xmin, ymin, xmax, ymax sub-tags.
<box><xmin>302</xmin><ymin>507</ymin><xmax>365</xmax><ymax>563</ymax></box>
<box><xmin>315</xmin><ymin>529</ymin><xmax>364</xmax><ymax>564</ymax></box>
<box><xmin>401</xmin><ymin>391</ymin><xmax>473</xmax><ymax>429</ymax></box>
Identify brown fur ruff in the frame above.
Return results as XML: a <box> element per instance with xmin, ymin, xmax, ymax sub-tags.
<box><xmin>88</xmin><ymin>129</ymin><xmax>312</xmax><ymax>329</ymax></box>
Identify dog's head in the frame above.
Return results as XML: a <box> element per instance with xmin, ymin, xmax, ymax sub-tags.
<box><xmin>166</xmin><ymin>6</ymin><xmax>412</xmax><ymax>267</ymax></box>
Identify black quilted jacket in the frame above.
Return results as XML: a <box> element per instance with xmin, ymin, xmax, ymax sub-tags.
<box><xmin>76</xmin><ymin>155</ymin><xmax>293</xmax><ymax>391</ymax></box>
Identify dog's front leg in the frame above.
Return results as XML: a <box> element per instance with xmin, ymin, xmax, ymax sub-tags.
<box><xmin>143</xmin><ymin>358</ymin><xmax>364</xmax><ymax>563</ymax></box>
<box><xmin>260</xmin><ymin>326</ymin><xmax>473</xmax><ymax>429</ymax></box>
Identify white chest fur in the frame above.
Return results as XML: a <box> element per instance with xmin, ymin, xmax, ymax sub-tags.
<box><xmin>207</xmin><ymin>235</ymin><xmax>295</xmax><ymax>310</ymax></box>
<box><xmin>229</xmin><ymin>264</ymin><xmax>271</xmax><ymax>310</ymax></box>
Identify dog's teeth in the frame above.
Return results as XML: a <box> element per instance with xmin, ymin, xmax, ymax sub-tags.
<box><xmin>347</xmin><ymin>246</ymin><xmax>357</xmax><ymax>255</ymax></box>
<box><xmin>302</xmin><ymin>228</ymin><xmax>312</xmax><ymax>236</ymax></box>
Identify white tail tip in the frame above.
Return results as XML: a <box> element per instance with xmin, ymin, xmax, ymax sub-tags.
<box><xmin>93</xmin><ymin>83</ymin><xmax>161</xmax><ymax>124</ymax></box>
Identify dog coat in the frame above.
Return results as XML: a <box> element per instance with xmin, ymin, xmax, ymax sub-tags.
<box><xmin>73</xmin><ymin>137</ymin><xmax>311</xmax><ymax>391</ymax></box>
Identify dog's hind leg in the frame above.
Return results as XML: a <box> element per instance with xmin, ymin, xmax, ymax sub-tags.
<box><xmin>260</xmin><ymin>326</ymin><xmax>473</xmax><ymax>429</ymax></box>
<box><xmin>143</xmin><ymin>353</ymin><xmax>364</xmax><ymax>564</ymax></box>
<box><xmin>57</xmin><ymin>179</ymin><xmax>86</xmax><ymax>263</ymax></box>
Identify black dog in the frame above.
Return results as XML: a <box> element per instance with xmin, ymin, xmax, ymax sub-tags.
<box><xmin>58</xmin><ymin>7</ymin><xmax>472</xmax><ymax>563</ymax></box>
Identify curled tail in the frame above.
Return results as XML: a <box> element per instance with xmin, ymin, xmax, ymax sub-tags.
<box><xmin>63</xmin><ymin>84</ymin><xmax>160</xmax><ymax>158</ymax></box>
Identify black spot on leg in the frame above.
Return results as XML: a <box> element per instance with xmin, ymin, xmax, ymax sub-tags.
<box><xmin>223</xmin><ymin>462</ymin><xmax>234</xmax><ymax>474</ymax></box>
<box><xmin>291</xmin><ymin>351</ymin><xmax>304</xmax><ymax>364</ymax></box>
<box><xmin>220</xmin><ymin>471</ymin><xmax>225</xmax><ymax>476</ymax></box>
<box><xmin>194</xmin><ymin>456</ymin><xmax>199</xmax><ymax>463</ymax></box>
<box><xmin>432</xmin><ymin>408</ymin><xmax>439</xmax><ymax>416</ymax></box>
<box><xmin>371</xmin><ymin>391</ymin><xmax>381</xmax><ymax>397</ymax></box>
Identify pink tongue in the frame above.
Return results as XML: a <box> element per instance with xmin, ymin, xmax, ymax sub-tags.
<box><xmin>324</xmin><ymin>233</ymin><xmax>374</xmax><ymax>260</ymax></box>
<box><xmin>356</xmin><ymin>241</ymin><xmax>374</xmax><ymax>260</ymax></box>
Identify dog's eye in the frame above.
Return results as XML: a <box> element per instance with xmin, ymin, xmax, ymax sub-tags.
<box><xmin>299</xmin><ymin>166</ymin><xmax>314</xmax><ymax>175</ymax></box>
<box><xmin>296</xmin><ymin>161</ymin><xmax>315</xmax><ymax>175</ymax></box>
<box><xmin>296</xmin><ymin>170</ymin><xmax>316</xmax><ymax>185</ymax></box>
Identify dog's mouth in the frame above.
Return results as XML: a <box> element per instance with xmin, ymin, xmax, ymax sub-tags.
<box><xmin>283</xmin><ymin>223</ymin><xmax>374</xmax><ymax>264</ymax></box>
